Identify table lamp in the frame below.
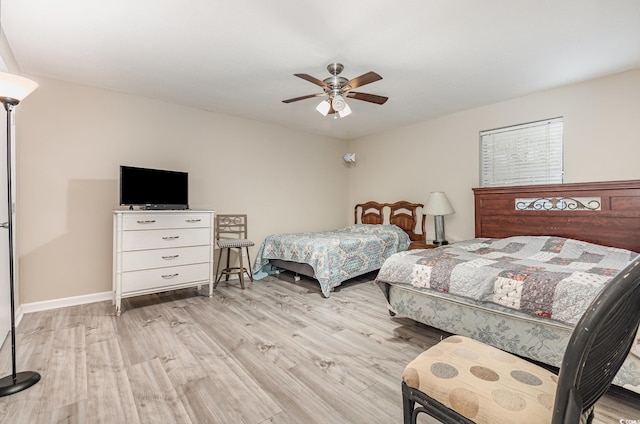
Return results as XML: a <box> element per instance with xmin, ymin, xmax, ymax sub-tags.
<box><xmin>424</xmin><ymin>192</ymin><xmax>455</xmax><ymax>245</ymax></box>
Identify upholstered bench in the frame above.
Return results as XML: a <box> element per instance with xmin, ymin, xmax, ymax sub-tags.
<box><xmin>401</xmin><ymin>257</ymin><xmax>640</xmax><ymax>424</ymax></box>
<box><xmin>401</xmin><ymin>335</ymin><xmax>587</xmax><ymax>424</ymax></box>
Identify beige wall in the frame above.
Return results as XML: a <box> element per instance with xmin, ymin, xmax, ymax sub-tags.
<box><xmin>347</xmin><ymin>69</ymin><xmax>640</xmax><ymax>244</ymax></box>
<box><xmin>12</xmin><ymin>68</ymin><xmax>640</xmax><ymax>305</ymax></box>
<box><xmin>16</xmin><ymin>77</ymin><xmax>349</xmax><ymax>304</ymax></box>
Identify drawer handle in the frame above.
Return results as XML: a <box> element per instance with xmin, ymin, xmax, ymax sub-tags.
<box><xmin>162</xmin><ymin>236</ymin><xmax>180</xmax><ymax>240</ymax></box>
<box><xmin>162</xmin><ymin>254</ymin><xmax>180</xmax><ymax>260</ymax></box>
<box><xmin>186</xmin><ymin>219</ymin><xmax>202</xmax><ymax>223</ymax></box>
<box><xmin>137</xmin><ymin>219</ymin><xmax>157</xmax><ymax>224</ymax></box>
<box><xmin>161</xmin><ymin>273</ymin><xmax>179</xmax><ymax>279</ymax></box>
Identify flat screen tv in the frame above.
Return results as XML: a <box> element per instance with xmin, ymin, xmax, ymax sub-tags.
<box><xmin>119</xmin><ymin>166</ymin><xmax>188</xmax><ymax>210</ymax></box>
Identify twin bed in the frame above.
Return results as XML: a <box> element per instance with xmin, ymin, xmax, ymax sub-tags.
<box><xmin>253</xmin><ymin>181</ymin><xmax>640</xmax><ymax>395</ymax></box>
<box><xmin>253</xmin><ymin>201</ymin><xmax>425</xmax><ymax>297</ymax></box>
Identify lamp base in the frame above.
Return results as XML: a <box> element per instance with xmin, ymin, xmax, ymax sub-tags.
<box><xmin>0</xmin><ymin>371</ymin><xmax>41</xmax><ymax>397</ymax></box>
<box><xmin>432</xmin><ymin>240</ymin><xmax>449</xmax><ymax>246</ymax></box>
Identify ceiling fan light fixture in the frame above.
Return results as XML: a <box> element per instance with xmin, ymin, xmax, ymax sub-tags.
<box><xmin>332</xmin><ymin>94</ymin><xmax>346</xmax><ymax>112</ymax></box>
<box><xmin>316</xmin><ymin>99</ymin><xmax>330</xmax><ymax>116</ymax></box>
<box><xmin>338</xmin><ymin>102</ymin><xmax>352</xmax><ymax>118</ymax></box>
<box><xmin>283</xmin><ymin>63</ymin><xmax>386</xmax><ymax>119</ymax></box>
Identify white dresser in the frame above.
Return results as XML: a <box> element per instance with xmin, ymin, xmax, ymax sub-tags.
<box><xmin>112</xmin><ymin>210</ymin><xmax>215</xmax><ymax>315</ymax></box>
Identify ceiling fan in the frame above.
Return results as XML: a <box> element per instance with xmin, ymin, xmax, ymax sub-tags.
<box><xmin>282</xmin><ymin>63</ymin><xmax>388</xmax><ymax>118</ymax></box>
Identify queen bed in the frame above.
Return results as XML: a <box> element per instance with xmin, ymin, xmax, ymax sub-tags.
<box><xmin>253</xmin><ymin>201</ymin><xmax>425</xmax><ymax>297</ymax></box>
<box><xmin>376</xmin><ymin>180</ymin><xmax>640</xmax><ymax>395</ymax></box>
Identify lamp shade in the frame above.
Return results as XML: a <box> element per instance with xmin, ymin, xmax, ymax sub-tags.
<box><xmin>338</xmin><ymin>102</ymin><xmax>352</xmax><ymax>118</ymax></box>
<box><xmin>425</xmin><ymin>192</ymin><xmax>455</xmax><ymax>216</ymax></box>
<box><xmin>332</xmin><ymin>94</ymin><xmax>346</xmax><ymax>111</ymax></box>
<box><xmin>316</xmin><ymin>99</ymin><xmax>330</xmax><ymax>116</ymax></box>
<box><xmin>0</xmin><ymin>72</ymin><xmax>38</xmax><ymax>102</ymax></box>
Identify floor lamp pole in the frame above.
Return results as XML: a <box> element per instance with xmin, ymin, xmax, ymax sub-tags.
<box><xmin>0</xmin><ymin>99</ymin><xmax>40</xmax><ymax>397</ymax></box>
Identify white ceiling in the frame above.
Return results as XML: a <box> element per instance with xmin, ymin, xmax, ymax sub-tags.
<box><xmin>2</xmin><ymin>1</ymin><xmax>640</xmax><ymax>140</ymax></box>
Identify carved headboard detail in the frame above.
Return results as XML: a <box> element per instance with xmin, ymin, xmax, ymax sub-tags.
<box><xmin>354</xmin><ymin>201</ymin><xmax>426</xmax><ymax>244</ymax></box>
<box><xmin>474</xmin><ymin>180</ymin><xmax>640</xmax><ymax>253</ymax></box>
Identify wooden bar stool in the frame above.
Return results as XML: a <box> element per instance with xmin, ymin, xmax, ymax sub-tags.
<box><xmin>214</xmin><ymin>214</ymin><xmax>254</xmax><ymax>289</ymax></box>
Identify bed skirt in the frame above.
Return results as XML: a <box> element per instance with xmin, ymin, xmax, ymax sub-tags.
<box><xmin>378</xmin><ymin>282</ymin><xmax>640</xmax><ymax>395</ymax></box>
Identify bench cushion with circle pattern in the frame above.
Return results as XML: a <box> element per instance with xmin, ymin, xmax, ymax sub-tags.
<box><xmin>402</xmin><ymin>335</ymin><xmax>558</xmax><ymax>423</ymax></box>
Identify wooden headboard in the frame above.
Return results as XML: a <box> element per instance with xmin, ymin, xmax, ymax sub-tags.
<box><xmin>354</xmin><ymin>201</ymin><xmax>426</xmax><ymax>244</ymax></box>
<box><xmin>474</xmin><ymin>180</ymin><xmax>640</xmax><ymax>253</ymax></box>
<box><xmin>356</xmin><ymin>201</ymin><xmax>386</xmax><ymax>225</ymax></box>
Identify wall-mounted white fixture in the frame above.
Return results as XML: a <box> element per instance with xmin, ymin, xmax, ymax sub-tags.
<box><xmin>424</xmin><ymin>192</ymin><xmax>455</xmax><ymax>245</ymax></box>
<box><xmin>343</xmin><ymin>153</ymin><xmax>356</xmax><ymax>163</ymax></box>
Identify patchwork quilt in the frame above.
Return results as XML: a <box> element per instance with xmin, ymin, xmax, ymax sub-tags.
<box><xmin>376</xmin><ymin>236</ymin><xmax>637</xmax><ymax>324</ymax></box>
<box><xmin>254</xmin><ymin>224</ymin><xmax>410</xmax><ymax>297</ymax></box>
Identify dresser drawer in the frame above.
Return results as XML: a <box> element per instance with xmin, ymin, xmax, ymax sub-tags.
<box><xmin>122</xmin><ymin>263</ymin><xmax>210</xmax><ymax>294</ymax></box>
<box><xmin>122</xmin><ymin>213</ymin><xmax>211</xmax><ymax>230</ymax></box>
<box><xmin>113</xmin><ymin>210</ymin><xmax>215</xmax><ymax>315</ymax></box>
<box><xmin>122</xmin><ymin>228</ymin><xmax>211</xmax><ymax>251</ymax></box>
<box><xmin>121</xmin><ymin>245</ymin><xmax>210</xmax><ymax>272</ymax></box>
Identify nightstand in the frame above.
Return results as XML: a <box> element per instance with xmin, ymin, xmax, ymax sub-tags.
<box><xmin>409</xmin><ymin>241</ymin><xmax>438</xmax><ymax>250</ymax></box>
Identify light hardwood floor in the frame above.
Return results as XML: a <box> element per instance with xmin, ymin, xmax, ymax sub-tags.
<box><xmin>1</xmin><ymin>273</ymin><xmax>639</xmax><ymax>423</ymax></box>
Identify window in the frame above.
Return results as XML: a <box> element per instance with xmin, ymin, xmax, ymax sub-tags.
<box><xmin>480</xmin><ymin>117</ymin><xmax>563</xmax><ymax>187</ymax></box>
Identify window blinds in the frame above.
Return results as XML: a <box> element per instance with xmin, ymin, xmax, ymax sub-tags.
<box><xmin>480</xmin><ymin>117</ymin><xmax>563</xmax><ymax>187</ymax></box>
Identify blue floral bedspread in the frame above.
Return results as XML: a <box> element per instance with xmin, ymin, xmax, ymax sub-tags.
<box><xmin>377</xmin><ymin>236</ymin><xmax>637</xmax><ymax>324</ymax></box>
<box><xmin>253</xmin><ymin>224</ymin><xmax>410</xmax><ymax>297</ymax></box>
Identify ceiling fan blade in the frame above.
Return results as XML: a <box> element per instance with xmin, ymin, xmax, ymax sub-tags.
<box><xmin>345</xmin><ymin>92</ymin><xmax>389</xmax><ymax>105</ymax></box>
<box><xmin>294</xmin><ymin>73</ymin><xmax>329</xmax><ymax>89</ymax></box>
<box><xmin>341</xmin><ymin>71</ymin><xmax>382</xmax><ymax>92</ymax></box>
<box><xmin>282</xmin><ymin>93</ymin><xmax>325</xmax><ymax>103</ymax></box>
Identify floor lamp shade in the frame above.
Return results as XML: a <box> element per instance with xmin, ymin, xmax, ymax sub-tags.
<box><xmin>0</xmin><ymin>72</ymin><xmax>39</xmax><ymax>103</ymax></box>
<box><xmin>0</xmin><ymin>72</ymin><xmax>40</xmax><ymax>397</ymax></box>
<box><xmin>425</xmin><ymin>192</ymin><xmax>455</xmax><ymax>245</ymax></box>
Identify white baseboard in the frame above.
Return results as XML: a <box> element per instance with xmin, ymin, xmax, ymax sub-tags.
<box><xmin>15</xmin><ymin>276</ymin><xmax>245</xmax><ymax>324</ymax></box>
<box><xmin>17</xmin><ymin>291</ymin><xmax>113</xmax><ymax>324</ymax></box>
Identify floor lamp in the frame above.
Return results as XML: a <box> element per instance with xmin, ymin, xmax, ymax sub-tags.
<box><xmin>0</xmin><ymin>72</ymin><xmax>40</xmax><ymax>397</ymax></box>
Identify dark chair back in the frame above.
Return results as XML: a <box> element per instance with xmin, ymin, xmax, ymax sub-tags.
<box><xmin>553</xmin><ymin>256</ymin><xmax>640</xmax><ymax>423</ymax></box>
